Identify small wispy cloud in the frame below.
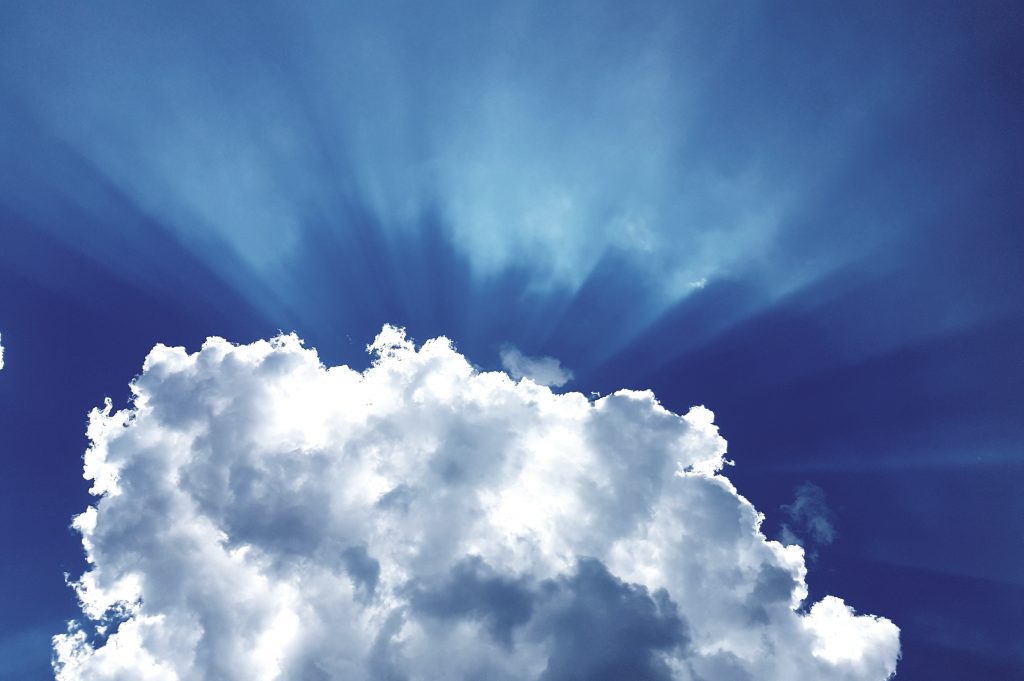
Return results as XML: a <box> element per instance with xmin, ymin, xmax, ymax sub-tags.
<box><xmin>499</xmin><ymin>344</ymin><xmax>574</xmax><ymax>387</ymax></box>
<box><xmin>780</xmin><ymin>482</ymin><xmax>837</xmax><ymax>560</ymax></box>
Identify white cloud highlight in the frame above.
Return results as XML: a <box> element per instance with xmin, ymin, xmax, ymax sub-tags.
<box><xmin>55</xmin><ymin>326</ymin><xmax>899</xmax><ymax>680</ymax></box>
<box><xmin>498</xmin><ymin>345</ymin><xmax>573</xmax><ymax>388</ymax></box>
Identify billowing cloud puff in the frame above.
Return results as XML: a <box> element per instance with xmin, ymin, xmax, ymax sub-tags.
<box><xmin>499</xmin><ymin>345</ymin><xmax>573</xmax><ymax>388</ymax></box>
<box><xmin>0</xmin><ymin>332</ymin><xmax>5</xmax><ymax>371</ymax></box>
<box><xmin>54</xmin><ymin>327</ymin><xmax>899</xmax><ymax>680</ymax></box>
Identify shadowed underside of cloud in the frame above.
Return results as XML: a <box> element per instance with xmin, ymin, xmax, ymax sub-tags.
<box><xmin>54</xmin><ymin>326</ymin><xmax>899</xmax><ymax>680</ymax></box>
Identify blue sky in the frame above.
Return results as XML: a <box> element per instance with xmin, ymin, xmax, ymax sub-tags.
<box><xmin>0</xmin><ymin>1</ymin><xmax>1022</xmax><ymax>678</ymax></box>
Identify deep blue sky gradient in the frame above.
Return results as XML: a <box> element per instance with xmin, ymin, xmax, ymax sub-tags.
<box><xmin>1</xmin><ymin>1</ymin><xmax>1022</xmax><ymax>678</ymax></box>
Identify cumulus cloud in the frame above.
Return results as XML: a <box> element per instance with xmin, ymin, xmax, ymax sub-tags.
<box><xmin>498</xmin><ymin>345</ymin><xmax>573</xmax><ymax>388</ymax></box>
<box><xmin>0</xmin><ymin>332</ymin><xmax>4</xmax><ymax>370</ymax></box>
<box><xmin>54</xmin><ymin>326</ymin><xmax>899</xmax><ymax>680</ymax></box>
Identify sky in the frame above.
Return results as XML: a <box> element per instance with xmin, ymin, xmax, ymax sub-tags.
<box><xmin>0</xmin><ymin>1</ymin><xmax>1021</xmax><ymax>679</ymax></box>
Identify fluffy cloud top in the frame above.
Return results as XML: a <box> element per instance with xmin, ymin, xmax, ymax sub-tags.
<box><xmin>498</xmin><ymin>345</ymin><xmax>573</xmax><ymax>388</ymax></box>
<box><xmin>54</xmin><ymin>326</ymin><xmax>899</xmax><ymax>680</ymax></box>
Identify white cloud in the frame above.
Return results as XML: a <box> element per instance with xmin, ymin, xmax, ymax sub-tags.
<box><xmin>54</xmin><ymin>326</ymin><xmax>899</xmax><ymax>680</ymax></box>
<box><xmin>498</xmin><ymin>345</ymin><xmax>573</xmax><ymax>388</ymax></box>
<box><xmin>0</xmin><ymin>332</ymin><xmax>4</xmax><ymax>371</ymax></box>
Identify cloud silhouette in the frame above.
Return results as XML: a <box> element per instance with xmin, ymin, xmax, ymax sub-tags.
<box><xmin>54</xmin><ymin>326</ymin><xmax>899</xmax><ymax>680</ymax></box>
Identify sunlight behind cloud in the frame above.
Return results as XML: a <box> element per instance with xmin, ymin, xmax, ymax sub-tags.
<box><xmin>55</xmin><ymin>326</ymin><xmax>899</xmax><ymax>680</ymax></box>
<box><xmin>0</xmin><ymin>1</ymin><xmax>838</xmax><ymax>319</ymax></box>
